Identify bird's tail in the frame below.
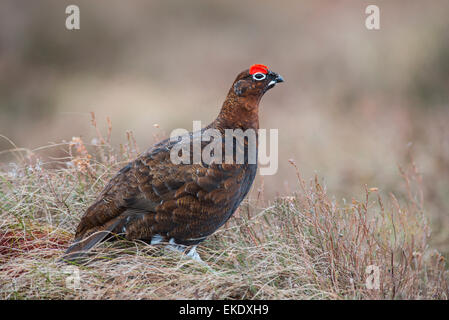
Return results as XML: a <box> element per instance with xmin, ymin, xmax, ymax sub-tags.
<box><xmin>62</xmin><ymin>218</ymin><xmax>122</xmax><ymax>262</ymax></box>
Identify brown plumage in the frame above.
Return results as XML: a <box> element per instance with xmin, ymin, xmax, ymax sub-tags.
<box><xmin>64</xmin><ymin>64</ymin><xmax>284</xmax><ymax>261</ymax></box>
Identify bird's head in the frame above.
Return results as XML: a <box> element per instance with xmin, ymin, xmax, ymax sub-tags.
<box><xmin>215</xmin><ymin>64</ymin><xmax>284</xmax><ymax>130</ymax></box>
<box><xmin>232</xmin><ymin>64</ymin><xmax>284</xmax><ymax>98</ymax></box>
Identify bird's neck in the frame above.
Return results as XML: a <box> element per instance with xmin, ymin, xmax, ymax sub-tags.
<box><xmin>212</xmin><ymin>92</ymin><xmax>261</xmax><ymax>132</ymax></box>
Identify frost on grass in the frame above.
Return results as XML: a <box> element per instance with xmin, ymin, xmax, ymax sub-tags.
<box><xmin>0</xmin><ymin>118</ymin><xmax>448</xmax><ymax>299</ymax></box>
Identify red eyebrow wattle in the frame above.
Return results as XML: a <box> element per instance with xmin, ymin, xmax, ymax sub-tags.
<box><xmin>249</xmin><ymin>64</ymin><xmax>269</xmax><ymax>75</ymax></box>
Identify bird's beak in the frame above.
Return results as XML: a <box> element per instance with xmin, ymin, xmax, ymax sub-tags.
<box><xmin>266</xmin><ymin>72</ymin><xmax>284</xmax><ymax>90</ymax></box>
<box><xmin>275</xmin><ymin>74</ymin><xmax>284</xmax><ymax>83</ymax></box>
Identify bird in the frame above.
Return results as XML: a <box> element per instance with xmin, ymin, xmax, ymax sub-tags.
<box><xmin>63</xmin><ymin>64</ymin><xmax>284</xmax><ymax>262</ymax></box>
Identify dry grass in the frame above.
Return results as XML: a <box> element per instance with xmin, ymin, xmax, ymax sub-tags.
<box><xmin>0</xmin><ymin>118</ymin><xmax>448</xmax><ymax>300</ymax></box>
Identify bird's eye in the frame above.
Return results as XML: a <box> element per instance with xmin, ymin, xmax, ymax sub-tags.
<box><xmin>252</xmin><ymin>72</ymin><xmax>266</xmax><ymax>81</ymax></box>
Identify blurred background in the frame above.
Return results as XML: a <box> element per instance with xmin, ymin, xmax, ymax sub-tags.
<box><xmin>1</xmin><ymin>0</ymin><xmax>448</xmax><ymax>255</ymax></box>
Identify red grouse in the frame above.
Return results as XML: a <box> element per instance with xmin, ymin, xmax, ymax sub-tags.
<box><xmin>64</xmin><ymin>64</ymin><xmax>284</xmax><ymax>261</ymax></box>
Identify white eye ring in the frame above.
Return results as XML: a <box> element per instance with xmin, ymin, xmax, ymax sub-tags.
<box><xmin>252</xmin><ymin>72</ymin><xmax>266</xmax><ymax>81</ymax></box>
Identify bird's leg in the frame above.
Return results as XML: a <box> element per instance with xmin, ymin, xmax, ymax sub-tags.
<box><xmin>166</xmin><ymin>240</ymin><xmax>205</xmax><ymax>264</ymax></box>
<box><xmin>182</xmin><ymin>245</ymin><xmax>218</xmax><ymax>275</ymax></box>
<box><xmin>166</xmin><ymin>239</ymin><xmax>187</xmax><ymax>253</ymax></box>
<box><xmin>185</xmin><ymin>246</ymin><xmax>202</xmax><ymax>262</ymax></box>
<box><xmin>165</xmin><ymin>240</ymin><xmax>218</xmax><ymax>275</ymax></box>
